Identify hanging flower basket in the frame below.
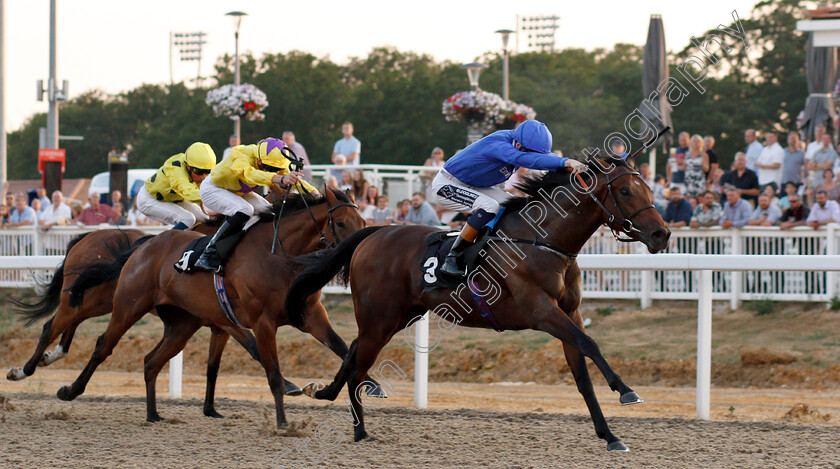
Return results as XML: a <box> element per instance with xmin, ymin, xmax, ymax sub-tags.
<box><xmin>206</xmin><ymin>83</ymin><xmax>269</xmax><ymax>121</ymax></box>
<box><xmin>442</xmin><ymin>89</ymin><xmax>536</xmax><ymax>133</ymax></box>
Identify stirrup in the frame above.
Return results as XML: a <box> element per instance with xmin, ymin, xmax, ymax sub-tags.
<box><xmin>440</xmin><ymin>254</ymin><xmax>465</xmax><ymax>277</ymax></box>
<box><xmin>194</xmin><ymin>252</ymin><xmax>223</xmax><ymax>275</ymax></box>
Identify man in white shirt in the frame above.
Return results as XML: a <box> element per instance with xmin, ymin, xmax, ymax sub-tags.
<box><xmin>331</xmin><ymin>121</ymin><xmax>361</xmax><ymax>166</ymax></box>
<box><xmin>282</xmin><ymin>131</ymin><xmax>312</xmax><ymax>181</ymax></box>
<box><xmin>755</xmin><ymin>130</ymin><xmax>784</xmax><ymax>190</ymax></box>
<box><xmin>221</xmin><ymin>134</ymin><xmax>240</xmax><ymax>161</ymax></box>
<box><xmin>39</xmin><ymin>190</ymin><xmax>74</xmax><ymax>230</ymax></box>
<box><xmin>744</xmin><ymin>129</ymin><xmax>764</xmax><ymax>172</ymax></box>
<box><xmin>806</xmin><ymin>133</ymin><xmax>838</xmax><ymax>187</ymax></box>
<box><xmin>35</xmin><ymin>187</ymin><xmax>51</xmax><ymax>214</ymax></box>
<box><xmin>804</xmin><ymin>124</ymin><xmax>826</xmax><ymax>161</ymax></box>
<box><xmin>806</xmin><ymin>190</ymin><xmax>840</xmax><ymax>229</ymax></box>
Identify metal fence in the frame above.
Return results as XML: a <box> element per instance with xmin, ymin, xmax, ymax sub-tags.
<box><xmin>1</xmin><ymin>219</ymin><xmax>839</xmax><ymax>307</ymax></box>
<box><xmin>0</xmin><ymin>225</ymin><xmax>169</xmax><ymax>288</ymax></box>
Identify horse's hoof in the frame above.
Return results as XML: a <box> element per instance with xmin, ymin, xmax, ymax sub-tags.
<box><xmin>354</xmin><ymin>429</ymin><xmax>370</xmax><ymax>442</ymax></box>
<box><xmin>284</xmin><ymin>381</ymin><xmax>303</xmax><ymax>396</ymax></box>
<box><xmin>41</xmin><ymin>346</ymin><xmax>65</xmax><ymax>366</ymax></box>
<box><xmin>620</xmin><ymin>391</ymin><xmax>644</xmax><ymax>405</ymax></box>
<box><xmin>147</xmin><ymin>413</ymin><xmax>164</xmax><ymax>423</ymax></box>
<box><xmin>301</xmin><ymin>382</ymin><xmax>324</xmax><ymax>398</ymax></box>
<box><xmin>606</xmin><ymin>440</ymin><xmax>629</xmax><ymax>452</ymax></box>
<box><xmin>56</xmin><ymin>386</ymin><xmax>76</xmax><ymax>401</ymax></box>
<box><xmin>6</xmin><ymin>367</ymin><xmax>26</xmax><ymax>381</ymax></box>
<box><xmin>203</xmin><ymin>408</ymin><xmax>224</xmax><ymax>418</ymax></box>
<box><xmin>365</xmin><ymin>383</ymin><xmax>388</xmax><ymax>399</ymax></box>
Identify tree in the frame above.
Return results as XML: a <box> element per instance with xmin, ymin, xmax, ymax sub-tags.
<box><xmin>674</xmin><ymin>0</ymin><xmax>809</xmax><ymax>170</ymax></box>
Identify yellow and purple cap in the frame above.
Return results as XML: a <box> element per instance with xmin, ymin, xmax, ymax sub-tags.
<box><xmin>257</xmin><ymin>138</ymin><xmax>291</xmax><ymax>167</ymax></box>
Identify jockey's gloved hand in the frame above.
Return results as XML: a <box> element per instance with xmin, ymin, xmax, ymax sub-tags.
<box><xmin>273</xmin><ymin>171</ymin><xmax>304</xmax><ymax>186</ymax></box>
<box><xmin>565</xmin><ymin>159</ymin><xmax>586</xmax><ymax>173</ymax></box>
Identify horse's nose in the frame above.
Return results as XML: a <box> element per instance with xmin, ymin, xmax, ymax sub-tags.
<box><xmin>652</xmin><ymin>228</ymin><xmax>669</xmax><ymax>241</ymax></box>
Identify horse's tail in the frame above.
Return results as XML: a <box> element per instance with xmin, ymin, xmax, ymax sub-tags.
<box><xmin>12</xmin><ymin>232</ymin><xmax>92</xmax><ymax>326</ymax></box>
<box><xmin>67</xmin><ymin>234</ymin><xmax>155</xmax><ymax>308</ymax></box>
<box><xmin>286</xmin><ymin>226</ymin><xmax>385</xmax><ymax>329</ymax></box>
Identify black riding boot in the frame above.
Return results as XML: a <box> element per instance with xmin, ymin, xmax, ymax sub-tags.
<box><xmin>193</xmin><ymin>212</ymin><xmax>249</xmax><ymax>275</ymax></box>
<box><xmin>440</xmin><ymin>236</ymin><xmax>473</xmax><ymax>277</ymax></box>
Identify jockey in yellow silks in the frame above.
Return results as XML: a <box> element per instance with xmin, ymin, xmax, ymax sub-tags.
<box><xmin>193</xmin><ymin>137</ymin><xmax>317</xmax><ymax>274</ymax></box>
<box><xmin>136</xmin><ymin>142</ymin><xmax>216</xmax><ymax>230</ymax></box>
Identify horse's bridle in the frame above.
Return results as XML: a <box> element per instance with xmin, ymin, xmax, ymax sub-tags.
<box><xmin>325</xmin><ymin>198</ymin><xmax>359</xmax><ymax>248</ymax></box>
<box><xmin>270</xmin><ymin>184</ymin><xmax>359</xmax><ymax>256</ymax></box>
<box><xmin>577</xmin><ymin>168</ymin><xmax>657</xmax><ymax>242</ymax></box>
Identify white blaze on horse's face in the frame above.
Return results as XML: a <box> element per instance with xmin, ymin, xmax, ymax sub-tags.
<box><xmin>633</xmin><ymin>180</ymin><xmax>641</xmax><ymax>186</ymax></box>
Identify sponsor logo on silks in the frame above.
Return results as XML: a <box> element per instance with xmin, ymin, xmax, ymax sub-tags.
<box><xmin>437</xmin><ymin>184</ymin><xmax>479</xmax><ymax>208</ymax></box>
<box><xmin>500</xmin><ymin>166</ymin><xmax>511</xmax><ymax>178</ymax></box>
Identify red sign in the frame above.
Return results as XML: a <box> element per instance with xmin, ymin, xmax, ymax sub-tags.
<box><xmin>38</xmin><ymin>148</ymin><xmax>66</xmax><ymax>173</ymax></box>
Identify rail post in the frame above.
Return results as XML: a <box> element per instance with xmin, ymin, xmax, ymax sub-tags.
<box><xmin>827</xmin><ymin>225</ymin><xmax>837</xmax><ymax>302</ymax></box>
<box><xmin>729</xmin><ymin>229</ymin><xmax>741</xmax><ymax>309</ymax></box>
<box><xmin>696</xmin><ymin>269</ymin><xmax>712</xmax><ymax>419</ymax></box>
<box><xmin>640</xmin><ymin>244</ymin><xmax>652</xmax><ymax>309</ymax></box>
<box><xmin>169</xmin><ymin>352</ymin><xmax>183</xmax><ymax>398</ymax></box>
<box><xmin>414</xmin><ymin>311</ymin><xmax>429</xmax><ymax>408</ymax></box>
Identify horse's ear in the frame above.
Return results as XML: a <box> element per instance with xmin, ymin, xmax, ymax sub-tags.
<box><xmin>625</xmin><ymin>154</ymin><xmax>637</xmax><ymax>169</ymax></box>
<box><xmin>323</xmin><ymin>185</ymin><xmax>338</xmax><ymax>204</ymax></box>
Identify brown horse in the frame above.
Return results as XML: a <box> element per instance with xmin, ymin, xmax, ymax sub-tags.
<box><xmin>6</xmin><ymin>225</ymin><xmax>287</xmax><ymax>417</ymax></box>
<box><xmin>285</xmin><ymin>154</ymin><xmax>671</xmax><ymax>451</ymax></box>
<box><xmin>8</xmin><ymin>229</ymin><xmax>148</xmax><ymax>379</ymax></box>
<box><xmin>56</xmin><ymin>187</ymin><xmax>375</xmax><ymax>427</ymax></box>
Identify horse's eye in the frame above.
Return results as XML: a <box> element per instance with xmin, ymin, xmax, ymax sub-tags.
<box><xmin>336</xmin><ymin>221</ymin><xmax>345</xmax><ymax>228</ymax></box>
<box><xmin>620</xmin><ymin>187</ymin><xmax>631</xmax><ymax>196</ymax></box>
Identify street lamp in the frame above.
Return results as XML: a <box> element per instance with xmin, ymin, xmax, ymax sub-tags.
<box><xmin>460</xmin><ymin>62</ymin><xmax>488</xmax><ymax>91</ymax></box>
<box><xmin>461</xmin><ymin>63</ymin><xmax>488</xmax><ymax>145</ymax></box>
<box><xmin>225</xmin><ymin>11</ymin><xmax>248</xmax><ymax>139</ymax></box>
<box><xmin>495</xmin><ymin>29</ymin><xmax>514</xmax><ymax>100</ymax></box>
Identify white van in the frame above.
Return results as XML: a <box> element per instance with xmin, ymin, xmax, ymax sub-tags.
<box><xmin>88</xmin><ymin>169</ymin><xmax>157</xmax><ymax>199</ymax></box>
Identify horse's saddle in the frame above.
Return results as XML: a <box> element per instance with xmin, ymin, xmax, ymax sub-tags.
<box><xmin>420</xmin><ymin>208</ymin><xmax>511</xmax><ymax>290</ymax></box>
<box><xmin>419</xmin><ymin>230</ymin><xmax>493</xmax><ymax>290</ymax></box>
<box><xmin>173</xmin><ymin>231</ymin><xmax>245</xmax><ymax>274</ymax></box>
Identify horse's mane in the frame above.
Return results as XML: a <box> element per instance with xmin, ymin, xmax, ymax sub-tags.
<box><xmin>265</xmin><ymin>187</ymin><xmax>353</xmax><ymax>221</ymax></box>
<box><xmin>205</xmin><ymin>187</ymin><xmax>353</xmax><ymax>226</ymax></box>
<box><xmin>502</xmin><ymin>149</ymin><xmax>629</xmax><ymax>211</ymax></box>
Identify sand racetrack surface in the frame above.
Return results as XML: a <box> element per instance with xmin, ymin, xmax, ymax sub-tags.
<box><xmin>1</xmin><ymin>389</ymin><xmax>839</xmax><ymax>469</ymax></box>
<box><xmin>2</xmin><ymin>297</ymin><xmax>839</xmax><ymax>467</ymax></box>
<box><xmin>0</xmin><ymin>391</ymin><xmax>838</xmax><ymax>468</ymax></box>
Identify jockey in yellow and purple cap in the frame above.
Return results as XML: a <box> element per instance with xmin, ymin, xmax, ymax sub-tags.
<box><xmin>193</xmin><ymin>137</ymin><xmax>318</xmax><ymax>274</ymax></box>
<box><xmin>136</xmin><ymin>142</ymin><xmax>216</xmax><ymax>230</ymax></box>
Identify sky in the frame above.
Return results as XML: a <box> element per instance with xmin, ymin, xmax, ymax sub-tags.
<box><xmin>5</xmin><ymin>0</ymin><xmax>762</xmax><ymax>132</ymax></box>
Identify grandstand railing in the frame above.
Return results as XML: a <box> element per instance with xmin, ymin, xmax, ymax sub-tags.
<box><xmin>2</xmin><ymin>224</ymin><xmax>839</xmax><ymax>308</ymax></box>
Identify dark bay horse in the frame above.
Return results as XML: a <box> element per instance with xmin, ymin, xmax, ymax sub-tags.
<box><xmin>56</xmin><ymin>187</ymin><xmax>373</xmax><ymax>427</ymax></box>
<box><xmin>285</xmin><ymin>154</ymin><xmax>670</xmax><ymax>451</ymax></box>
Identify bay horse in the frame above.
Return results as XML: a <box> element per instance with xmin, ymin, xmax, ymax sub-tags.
<box><xmin>56</xmin><ymin>187</ymin><xmax>376</xmax><ymax>427</ymax></box>
<box><xmin>285</xmin><ymin>153</ymin><xmax>670</xmax><ymax>451</ymax></box>
<box><xmin>6</xmin><ymin>225</ymin><xmax>293</xmax><ymax>417</ymax></box>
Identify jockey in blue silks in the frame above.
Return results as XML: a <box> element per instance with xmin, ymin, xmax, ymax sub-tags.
<box><xmin>430</xmin><ymin>119</ymin><xmax>586</xmax><ymax>277</ymax></box>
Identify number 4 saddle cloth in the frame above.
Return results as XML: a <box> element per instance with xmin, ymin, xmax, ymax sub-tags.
<box><xmin>420</xmin><ymin>230</ymin><xmax>493</xmax><ymax>290</ymax></box>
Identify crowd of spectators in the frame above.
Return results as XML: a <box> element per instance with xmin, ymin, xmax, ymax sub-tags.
<box><xmin>8</xmin><ymin>122</ymin><xmax>840</xmax><ymax>237</ymax></box>
<box><xmin>0</xmin><ymin>185</ymin><xmax>162</xmax><ymax>232</ymax></box>
<box><xmin>656</xmin><ymin>126</ymin><xmax>840</xmax><ymax>230</ymax></box>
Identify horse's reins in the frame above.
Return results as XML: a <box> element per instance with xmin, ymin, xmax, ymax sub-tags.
<box><xmin>574</xmin><ymin>127</ymin><xmax>669</xmax><ymax>242</ymax></box>
<box><xmin>268</xmin><ymin>146</ymin><xmax>358</xmax><ymax>254</ymax></box>
<box><xmin>270</xmin><ymin>186</ymin><xmax>292</xmax><ymax>256</ymax></box>
<box><xmin>575</xmin><ymin>170</ymin><xmax>655</xmax><ymax>242</ymax></box>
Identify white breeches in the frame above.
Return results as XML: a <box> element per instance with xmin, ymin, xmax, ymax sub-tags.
<box><xmin>199</xmin><ymin>177</ymin><xmax>272</xmax><ymax>217</ymax></box>
<box><xmin>136</xmin><ymin>186</ymin><xmax>208</xmax><ymax>226</ymax></box>
<box><xmin>430</xmin><ymin>170</ymin><xmax>510</xmax><ymax>214</ymax></box>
